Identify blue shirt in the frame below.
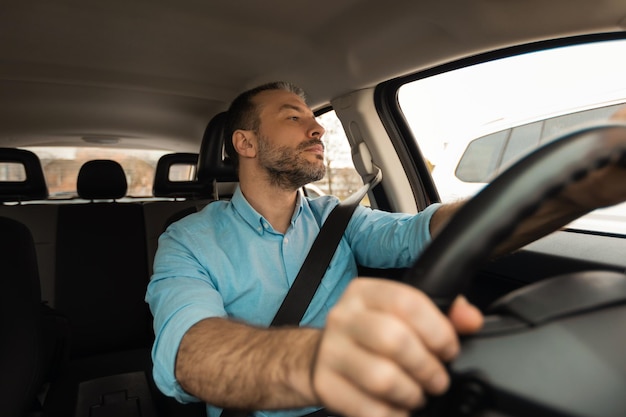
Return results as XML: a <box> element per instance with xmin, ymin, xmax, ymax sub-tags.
<box><xmin>145</xmin><ymin>186</ymin><xmax>440</xmax><ymax>417</ymax></box>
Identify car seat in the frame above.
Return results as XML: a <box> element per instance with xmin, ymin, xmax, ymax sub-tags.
<box><xmin>0</xmin><ymin>216</ymin><xmax>53</xmax><ymax>416</ymax></box>
<box><xmin>44</xmin><ymin>160</ymin><xmax>206</xmax><ymax>417</ymax></box>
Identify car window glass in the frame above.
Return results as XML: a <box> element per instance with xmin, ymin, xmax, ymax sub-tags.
<box><xmin>398</xmin><ymin>38</ymin><xmax>626</xmax><ymax>235</ymax></box>
<box><xmin>23</xmin><ymin>147</ymin><xmax>169</xmax><ymax>199</ymax></box>
<box><xmin>0</xmin><ymin>162</ymin><xmax>27</xmax><ymax>182</ymax></box>
<box><xmin>168</xmin><ymin>162</ymin><xmax>196</xmax><ymax>182</ymax></box>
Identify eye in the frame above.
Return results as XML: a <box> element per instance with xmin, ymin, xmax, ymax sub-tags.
<box><xmin>288</xmin><ymin>116</ymin><xmax>300</xmax><ymax>121</ymax></box>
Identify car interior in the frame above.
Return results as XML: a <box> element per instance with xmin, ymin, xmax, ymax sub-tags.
<box><xmin>2</xmin><ymin>1</ymin><xmax>626</xmax><ymax>417</ymax></box>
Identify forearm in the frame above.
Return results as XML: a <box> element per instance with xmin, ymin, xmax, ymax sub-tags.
<box><xmin>489</xmin><ymin>162</ymin><xmax>625</xmax><ymax>257</ymax></box>
<box><xmin>428</xmin><ymin>196</ymin><xmax>590</xmax><ymax>259</ymax></box>
<box><xmin>491</xmin><ymin>195</ymin><xmax>590</xmax><ymax>258</ymax></box>
<box><xmin>429</xmin><ymin>200</ymin><xmax>465</xmax><ymax>237</ymax></box>
<box><xmin>175</xmin><ymin>317</ymin><xmax>322</xmax><ymax>411</ymax></box>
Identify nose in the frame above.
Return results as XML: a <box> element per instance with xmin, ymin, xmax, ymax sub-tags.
<box><xmin>309</xmin><ymin>118</ymin><xmax>326</xmax><ymax>138</ymax></box>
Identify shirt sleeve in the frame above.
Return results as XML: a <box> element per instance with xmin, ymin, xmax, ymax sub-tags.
<box><xmin>145</xmin><ymin>221</ymin><xmax>228</xmax><ymax>403</ymax></box>
<box><xmin>345</xmin><ymin>203</ymin><xmax>442</xmax><ymax>269</ymax></box>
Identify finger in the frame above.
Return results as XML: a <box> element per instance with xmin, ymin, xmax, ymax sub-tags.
<box><xmin>321</xmin><ymin>322</ymin><xmax>428</xmax><ymax>407</ymax></box>
<box><xmin>330</xmin><ymin>307</ymin><xmax>450</xmax><ymax>397</ymax></box>
<box><xmin>343</xmin><ymin>278</ymin><xmax>460</xmax><ymax>360</ymax></box>
<box><xmin>448</xmin><ymin>295</ymin><xmax>484</xmax><ymax>335</ymax></box>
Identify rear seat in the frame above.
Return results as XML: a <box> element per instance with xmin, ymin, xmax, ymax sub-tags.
<box><xmin>54</xmin><ymin>159</ymin><xmax>153</xmax><ymax>357</ymax></box>
<box><xmin>0</xmin><ymin>148</ymin><xmax>59</xmax><ymax>306</ymax></box>
<box><xmin>44</xmin><ymin>159</ymin><xmax>206</xmax><ymax>417</ymax></box>
<box><xmin>1</xmin><ymin>216</ymin><xmax>54</xmax><ymax>416</ymax></box>
<box><xmin>0</xmin><ymin>151</ymin><xmax>70</xmax><ymax>415</ymax></box>
<box><xmin>43</xmin><ymin>159</ymin><xmax>156</xmax><ymax>416</ymax></box>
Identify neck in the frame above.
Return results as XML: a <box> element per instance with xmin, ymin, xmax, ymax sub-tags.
<box><xmin>239</xmin><ymin>170</ymin><xmax>299</xmax><ymax>234</ymax></box>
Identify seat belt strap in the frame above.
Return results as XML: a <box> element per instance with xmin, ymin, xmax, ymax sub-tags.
<box><xmin>271</xmin><ymin>168</ymin><xmax>382</xmax><ymax>327</ymax></box>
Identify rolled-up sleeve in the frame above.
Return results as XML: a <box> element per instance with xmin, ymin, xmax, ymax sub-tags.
<box><xmin>146</xmin><ymin>224</ymin><xmax>227</xmax><ymax>403</ymax></box>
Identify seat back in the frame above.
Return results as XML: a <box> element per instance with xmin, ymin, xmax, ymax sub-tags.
<box><xmin>46</xmin><ymin>160</ymin><xmax>207</xmax><ymax>417</ymax></box>
<box><xmin>55</xmin><ymin>160</ymin><xmax>152</xmax><ymax>358</ymax></box>
<box><xmin>0</xmin><ymin>216</ymin><xmax>47</xmax><ymax>416</ymax></box>
<box><xmin>197</xmin><ymin>111</ymin><xmax>238</xmax><ymax>199</ymax></box>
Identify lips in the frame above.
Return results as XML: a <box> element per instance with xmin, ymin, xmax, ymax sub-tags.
<box><xmin>306</xmin><ymin>144</ymin><xmax>325</xmax><ymax>154</ymax></box>
<box><xmin>300</xmin><ymin>140</ymin><xmax>325</xmax><ymax>155</ymax></box>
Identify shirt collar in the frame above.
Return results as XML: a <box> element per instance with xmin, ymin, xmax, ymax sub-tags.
<box><xmin>231</xmin><ymin>185</ymin><xmax>305</xmax><ymax>236</ymax></box>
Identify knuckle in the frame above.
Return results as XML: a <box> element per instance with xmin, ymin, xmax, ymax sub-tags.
<box><xmin>393</xmin><ymin>288</ymin><xmax>427</xmax><ymax>315</ymax></box>
<box><xmin>365</xmin><ymin>361</ymin><xmax>399</xmax><ymax>397</ymax></box>
<box><xmin>377</xmin><ymin>320</ymin><xmax>411</xmax><ymax>356</ymax></box>
<box><xmin>325</xmin><ymin>304</ymin><xmax>352</xmax><ymax>330</ymax></box>
<box><xmin>412</xmin><ymin>355</ymin><xmax>440</xmax><ymax>383</ymax></box>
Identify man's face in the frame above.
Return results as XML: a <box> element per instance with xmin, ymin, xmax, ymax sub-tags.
<box><xmin>253</xmin><ymin>90</ymin><xmax>327</xmax><ymax>190</ymax></box>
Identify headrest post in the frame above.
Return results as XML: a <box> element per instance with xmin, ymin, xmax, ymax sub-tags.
<box><xmin>212</xmin><ymin>179</ymin><xmax>219</xmax><ymax>200</ymax></box>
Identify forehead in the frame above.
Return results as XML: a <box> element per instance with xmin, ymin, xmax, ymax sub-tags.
<box><xmin>254</xmin><ymin>89</ymin><xmax>310</xmax><ymax>116</ymax></box>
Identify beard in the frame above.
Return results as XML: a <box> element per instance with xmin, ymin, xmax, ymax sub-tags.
<box><xmin>257</xmin><ymin>134</ymin><xmax>326</xmax><ymax>190</ymax></box>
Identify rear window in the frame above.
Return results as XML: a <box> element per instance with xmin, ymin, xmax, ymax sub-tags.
<box><xmin>24</xmin><ymin>147</ymin><xmax>170</xmax><ymax>199</ymax></box>
<box><xmin>0</xmin><ymin>162</ymin><xmax>27</xmax><ymax>182</ymax></box>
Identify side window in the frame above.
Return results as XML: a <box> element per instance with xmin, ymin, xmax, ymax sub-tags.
<box><xmin>314</xmin><ymin>110</ymin><xmax>369</xmax><ymax>205</ymax></box>
<box><xmin>398</xmin><ymin>38</ymin><xmax>626</xmax><ymax>235</ymax></box>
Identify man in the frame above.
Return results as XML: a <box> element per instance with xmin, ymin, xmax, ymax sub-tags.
<box><xmin>146</xmin><ymin>82</ymin><xmax>626</xmax><ymax>417</ymax></box>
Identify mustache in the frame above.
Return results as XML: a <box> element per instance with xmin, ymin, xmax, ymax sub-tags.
<box><xmin>297</xmin><ymin>139</ymin><xmax>325</xmax><ymax>151</ymax></box>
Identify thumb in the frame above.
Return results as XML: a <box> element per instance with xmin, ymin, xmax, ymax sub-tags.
<box><xmin>448</xmin><ymin>295</ymin><xmax>484</xmax><ymax>335</ymax></box>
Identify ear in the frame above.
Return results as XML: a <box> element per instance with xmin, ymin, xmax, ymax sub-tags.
<box><xmin>232</xmin><ymin>130</ymin><xmax>257</xmax><ymax>158</ymax></box>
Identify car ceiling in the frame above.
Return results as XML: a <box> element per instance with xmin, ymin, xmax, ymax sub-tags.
<box><xmin>2</xmin><ymin>0</ymin><xmax>626</xmax><ymax>152</ymax></box>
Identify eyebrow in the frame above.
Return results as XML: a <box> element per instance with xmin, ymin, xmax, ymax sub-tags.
<box><xmin>278</xmin><ymin>103</ymin><xmax>308</xmax><ymax>114</ymax></box>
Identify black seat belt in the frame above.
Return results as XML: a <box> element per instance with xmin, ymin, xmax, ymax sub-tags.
<box><xmin>221</xmin><ymin>168</ymin><xmax>381</xmax><ymax>417</ymax></box>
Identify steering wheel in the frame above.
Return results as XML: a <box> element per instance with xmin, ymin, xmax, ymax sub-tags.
<box><xmin>401</xmin><ymin>123</ymin><xmax>626</xmax><ymax>417</ymax></box>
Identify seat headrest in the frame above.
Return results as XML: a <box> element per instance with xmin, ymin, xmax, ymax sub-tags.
<box><xmin>77</xmin><ymin>160</ymin><xmax>127</xmax><ymax>200</ymax></box>
<box><xmin>0</xmin><ymin>148</ymin><xmax>48</xmax><ymax>202</ymax></box>
<box><xmin>153</xmin><ymin>153</ymin><xmax>210</xmax><ymax>198</ymax></box>
<box><xmin>197</xmin><ymin>112</ymin><xmax>239</xmax><ymax>184</ymax></box>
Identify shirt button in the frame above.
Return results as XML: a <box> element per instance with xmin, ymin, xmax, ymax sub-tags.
<box><xmin>284</xmin><ymin>237</ymin><xmax>289</xmax><ymax>244</ymax></box>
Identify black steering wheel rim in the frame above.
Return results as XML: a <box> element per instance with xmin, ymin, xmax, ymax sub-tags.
<box><xmin>402</xmin><ymin>122</ymin><xmax>626</xmax><ymax>311</ymax></box>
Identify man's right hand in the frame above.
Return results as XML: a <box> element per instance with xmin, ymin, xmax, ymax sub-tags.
<box><xmin>310</xmin><ymin>278</ymin><xmax>483</xmax><ymax>417</ymax></box>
